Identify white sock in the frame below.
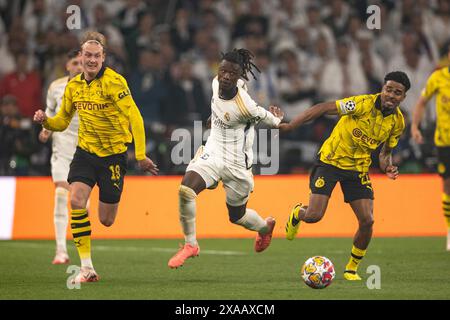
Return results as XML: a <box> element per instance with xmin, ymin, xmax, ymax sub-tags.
<box><xmin>235</xmin><ymin>208</ymin><xmax>267</xmax><ymax>233</ymax></box>
<box><xmin>54</xmin><ymin>187</ymin><xmax>69</xmax><ymax>253</ymax></box>
<box><xmin>447</xmin><ymin>230</ymin><xmax>450</xmax><ymax>250</ymax></box>
<box><xmin>179</xmin><ymin>185</ymin><xmax>198</xmax><ymax>246</ymax></box>
<box><xmin>81</xmin><ymin>258</ymin><xmax>94</xmax><ymax>269</ymax></box>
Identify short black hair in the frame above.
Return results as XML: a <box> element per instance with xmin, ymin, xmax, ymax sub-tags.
<box><xmin>384</xmin><ymin>71</ymin><xmax>411</xmax><ymax>92</ymax></box>
<box><xmin>222</xmin><ymin>48</ymin><xmax>260</xmax><ymax>81</ymax></box>
<box><xmin>67</xmin><ymin>49</ymin><xmax>80</xmax><ymax>60</ymax></box>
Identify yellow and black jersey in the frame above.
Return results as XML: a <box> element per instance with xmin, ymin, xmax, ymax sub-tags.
<box><xmin>421</xmin><ymin>67</ymin><xmax>450</xmax><ymax>147</ymax></box>
<box><xmin>43</xmin><ymin>66</ymin><xmax>146</xmax><ymax>160</ymax></box>
<box><xmin>319</xmin><ymin>94</ymin><xmax>405</xmax><ymax>173</ymax></box>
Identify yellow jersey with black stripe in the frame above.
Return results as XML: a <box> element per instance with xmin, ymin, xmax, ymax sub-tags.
<box><xmin>319</xmin><ymin>94</ymin><xmax>405</xmax><ymax>173</ymax></box>
<box><xmin>421</xmin><ymin>67</ymin><xmax>450</xmax><ymax>147</ymax></box>
<box><xmin>43</xmin><ymin>67</ymin><xmax>146</xmax><ymax>160</ymax></box>
<box><xmin>204</xmin><ymin>77</ymin><xmax>281</xmax><ymax>168</ymax></box>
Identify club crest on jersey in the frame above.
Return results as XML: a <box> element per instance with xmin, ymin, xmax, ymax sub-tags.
<box><xmin>340</xmin><ymin>100</ymin><xmax>356</xmax><ymax>114</ymax></box>
<box><xmin>224</xmin><ymin>112</ymin><xmax>230</xmax><ymax>121</ymax></box>
<box><xmin>315</xmin><ymin>176</ymin><xmax>325</xmax><ymax>188</ymax></box>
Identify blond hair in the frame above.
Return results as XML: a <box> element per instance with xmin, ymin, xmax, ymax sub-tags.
<box><xmin>80</xmin><ymin>31</ymin><xmax>106</xmax><ymax>51</ymax></box>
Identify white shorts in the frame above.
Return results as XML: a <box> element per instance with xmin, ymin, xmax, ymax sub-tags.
<box><xmin>51</xmin><ymin>133</ymin><xmax>77</xmax><ymax>183</ymax></box>
<box><xmin>186</xmin><ymin>146</ymin><xmax>254</xmax><ymax>206</ymax></box>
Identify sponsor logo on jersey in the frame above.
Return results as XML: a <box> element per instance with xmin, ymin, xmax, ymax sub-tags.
<box><xmin>73</xmin><ymin>101</ymin><xmax>108</xmax><ymax>110</ymax></box>
<box><xmin>352</xmin><ymin>128</ymin><xmax>379</xmax><ymax>145</ymax></box>
<box><xmin>315</xmin><ymin>176</ymin><xmax>325</xmax><ymax>188</ymax></box>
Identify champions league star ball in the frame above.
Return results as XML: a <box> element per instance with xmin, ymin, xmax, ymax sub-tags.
<box><xmin>301</xmin><ymin>256</ymin><xmax>335</xmax><ymax>289</ymax></box>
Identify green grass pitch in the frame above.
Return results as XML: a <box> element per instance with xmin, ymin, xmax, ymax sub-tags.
<box><xmin>0</xmin><ymin>237</ymin><xmax>449</xmax><ymax>300</ymax></box>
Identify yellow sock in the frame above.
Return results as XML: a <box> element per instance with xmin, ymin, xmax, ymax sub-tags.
<box><xmin>345</xmin><ymin>245</ymin><xmax>366</xmax><ymax>273</ymax></box>
<box><xmin>71</xmin><ymin>208</ymin><xmax>93</xmax><ymax>268</ymax></box>
<box><xmin>443</xmin><ymin>194</ymin><xmax>450</xmax><ymax>228</ymax></box>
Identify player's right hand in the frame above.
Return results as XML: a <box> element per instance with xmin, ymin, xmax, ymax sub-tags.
<box><xmin>38</xmin><ymin>128</ymin><xmax>52</xmax><ymax>143</ymax></box>
<box><xmin>411</xmin><ymin>127</ymin><xmax>423</xmax><ymax>144</ymax></box>
<box><xmin>138</xmin><ymin>157</ymin><xmax>159</xmax><ymax>175</ymax></box>
<box><xmin>33</xmin><ymin>110</ymin><xmax>47</xmax><ymax>124</ymax></box>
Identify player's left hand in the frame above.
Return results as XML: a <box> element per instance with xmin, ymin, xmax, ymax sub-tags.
<box><xmin>385</xmin><ymin>165</ymin><xmax>399</xmax><ymax>180</ymax></box>
<box><xmin>38</xmin><ymin>128</ymin><xmax>52</xmax><ymax>143</ymax></box>
<box><xmin>269</xmin><ymin>106</ymin><xmax>284</xmax><ymax>121</ymax></box>
<box><xmin>138</xmin><ymin>157</ymin><xmax>159</xmax><ymax>175</ymax></box>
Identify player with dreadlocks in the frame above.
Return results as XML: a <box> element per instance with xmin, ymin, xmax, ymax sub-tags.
<box><xmin>168</xmin><ymin>48</ymin><xmax>284</xmax><ymax>269</ymax></box>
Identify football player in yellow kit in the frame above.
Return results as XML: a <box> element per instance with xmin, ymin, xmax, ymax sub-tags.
<box><xmin>34</xmin><ymin>31</ymin><xmax>158</xmax><ymax>283</ymax></box>
<box><xmin>280</xmin><ymin>71</ymin><xmax>410</xmax><ymax>280</ymax></box>
<box><xmin>411</xmin><ymin>44</ymin><xmax>450</xmax><ymax>251</ymax></box>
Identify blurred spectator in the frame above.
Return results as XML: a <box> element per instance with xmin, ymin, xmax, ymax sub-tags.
<box><xmin>117</xmin><ymin>0</ymin><xmax>147</xmax><ymax>35</ymax></box>
<box><xmin>199</xmin><ymin>9</ymin><xmax>229</xmax><ymax>52</ymax></box>
<box><xmin>357</xmin><ymin>30</ymin><xmax>385</xmax><ymax>93</ymax></box>
<box><xmin>129</xmin><ymin>48</ymin><xmax>167</xmax><ymax>124</ymax></box>
<box><xmin>323</xmin><ymin>0</ymin><xmax>351</xmax><ymax>39</ymax></box>
<box><xmin>388</xmin><ymin>32</ymin><xmax>434</xmax><ymax>120</ymax></box>
<box><xmin>247</xmin><ymin>50</ymin><xmax>278</xmax><ymax>108</ymax></box>
<box><xmin>318</xmin><ymin>38</ymin><xmax>368</xmax><ymax>100</ymax></box>
<box><xmin>309</xmin><ymin>32</ymin><xmax>332</xmax><ymax>83</ymax></box>
<box><xmin>410</xmin><ymin>12</ymin><xmax>439</xmax><ymax>64</ymax></box>
<box><xmin>232</xmin><ymin>0</ymin><xmax>269</xmax><ymax>40</ymax></box>
<box><xmin>277</xmin><ymin>48</ymin><xmax>315</xmax><ymax>122</ymax></box>
<box><xmin>162</xmin><ymin>57</ymin><xmax>209</xmax><ymax>126</ymax></box>
<box><xmin>430</xmin><ymin>0</ymin><xmax>450</xmax><ymax>53</ymax></box>
<box><xmin>192</xmin><ymin>37</ymin><xmax>221</xmax><ymax>98</ymax></box>
<box><xmin>305</xmin><ymin>2</ymin><xmax>335</xmax><ymax>52</ymax></box>
<box><xmin>170</xmin><ymin>7</ymin><xmax>195</xmax><ymax>54</ymax></box>
<box><xmin>0</xmin><ymin>95</ymin><xmax>39</xmax><ymax>175</ymax></box>
<box><xmin>0</xmin><ymin>51</ymin><xmax>42</xmax><ymax>118</ymax></box>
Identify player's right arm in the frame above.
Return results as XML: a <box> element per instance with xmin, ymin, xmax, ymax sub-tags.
<box><xmin>411</xmin><ymin>71</ymin><xmax>438</xmax><ymax>144</ymax></box>
<box><xmin>34</xmin><ymin>86</ymin><xmax>75</xmax><ymax>131</ymax></box>
<box><xmin>38</xmin><ymin>82</ymin><xmax>58</xmax><ymax>143</ymax></box>
<box><xmin>278</xmin><ymin>101</ymin><xmax>337</xmax><ymax>133</ymax></box>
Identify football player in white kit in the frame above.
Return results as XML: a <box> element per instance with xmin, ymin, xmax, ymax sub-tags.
<box><xmin>168</xmin><ymin>49</ymin><xmax>284</xmax><ymax>269</ymax></box>
<box><xmin>38</xmin><ymin>50</ymin><xmax>83</xmax><ymax>264</ymax></box>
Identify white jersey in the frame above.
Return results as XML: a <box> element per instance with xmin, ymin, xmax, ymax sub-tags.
<box><xmin>45</xmin><ymin>76</ymin><xmax>78</xmax><ymax>159</ymax></box>
<box><xmin>204</xmin><ymin>77</ymin><xmax>281</xmax><ymax>169</ymax></box>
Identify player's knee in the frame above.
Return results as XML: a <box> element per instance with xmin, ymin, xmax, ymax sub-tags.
<box><xmin>100</xmin><ymin>216</ymin><xmax>115</xmax><ymax>227</ymax></box>
<box><xmin>179</xmin><ymin>185</ymin><xmax>197</xmax><ymax>202</ymax></box>
<box><xmin>70</xmin><ymin>193</ymin><xmax>87</xmax><ymax>209</ymax></box>
<box><xmin>228</xmin><ymin>208</ymin><xmax>245</xmax><ymax>223</ymax></box>
<box><xmin>359</xmin><ymin>217</ymin><xmax>374</xmax><ymax>230</ymax></box>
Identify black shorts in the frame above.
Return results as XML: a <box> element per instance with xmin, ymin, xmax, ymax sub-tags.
<box><xmin>437</xmin><ymin>147</ymin><xmax>450</xmax><ymax>179</ymax></box>
<box><xmin>309</xmin><ymin>161</ymin><xmax>374</xmax><ymax>203</ymax></box>
<box><xmin>68</xmin><ymin>147</ymin><xmax>128</xmax><ymax>204</ymax></box>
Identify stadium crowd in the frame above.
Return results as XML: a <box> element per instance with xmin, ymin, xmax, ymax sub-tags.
<box><xmin>0</xmin><ymin>0</ymin><xmax>449</xmax><ymax>175</ymax></box>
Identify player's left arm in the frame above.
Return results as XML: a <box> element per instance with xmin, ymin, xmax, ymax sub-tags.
<box><xmin>379</xmin><ymin>115</ymin><xmax>405</xmax><ymax>180</ymax></box>
<box><xmin>114</xmin><ymin>80</ymin><xmax>158</xmax><ymax>175</ymax></box>
<box><xmin>379</xmin><ymin>143</ymin><xmax>398</xmax><ymax>180</ymax></box>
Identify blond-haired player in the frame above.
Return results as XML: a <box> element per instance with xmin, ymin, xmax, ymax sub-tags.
<box><xmin>34</xmin><ymin>31</ymin><xmax>158</xmax><ymax>283</ymax></box>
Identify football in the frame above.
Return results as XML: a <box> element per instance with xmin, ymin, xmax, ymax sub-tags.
<box><xmin>301</xmin><ymin>256</ymin><xmax>335</xmax><ymax>289</ymax></box>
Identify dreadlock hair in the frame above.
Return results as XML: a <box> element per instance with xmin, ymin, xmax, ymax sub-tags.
<box><xmin>222</xmin><ymin>48</ymin><xmax>261</xmax><ymax>81</ymax></box>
